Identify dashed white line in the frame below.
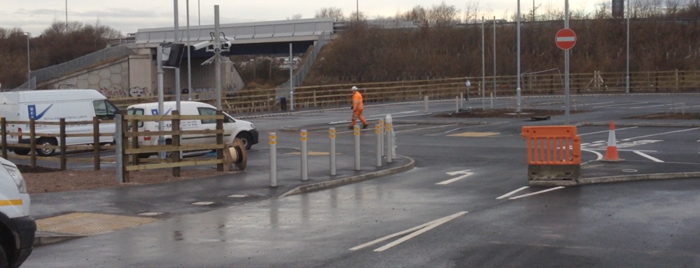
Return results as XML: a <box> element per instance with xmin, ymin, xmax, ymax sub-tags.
<box><xmin>394</xmin><ymin>124</ymin><xmax>458</xmax><ymax>134</ymax></box>
<box><xmin>621</xmin><ymin>127</ymin><xmax>700</xmax><ymax>141</ymax></box>
<box><xmin>579</xmin><ymin>127</ymin><xmax>638</xmax><ymax>136</ymax></box>
<box><xmin>509</xmin><ymin>186</ymin><xmax>565</xmax><ymax>200</ymax></box>
<box><xmin>633</xmin><ymin>151</ymin><xmax>664</xmax><ymax>162</ymax></box>
<box><xmin>582</xmin><ymin>149</ymin><xmax>604</xmax><ymax>161</ymax></box>
<box><xmin>496</xmin><ymin>186</ymin><xmax>529</xmax><ymax>200</ymax></box>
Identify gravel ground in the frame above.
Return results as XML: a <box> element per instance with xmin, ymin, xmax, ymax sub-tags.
<box><xmin>19</xmin><ymin>165</ymin><xmax>227</xmax><ymax>194</ymax></box>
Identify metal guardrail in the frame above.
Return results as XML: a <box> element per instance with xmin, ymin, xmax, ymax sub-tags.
<box><xmin>18</xmin><ymin>45</ymin><xmax>136</xmax><ymax>89</ymax></box>
<box><xmin>276</xmin><ymin>32</ymin><xmax>331</xmax><ymax>100</ymax></box>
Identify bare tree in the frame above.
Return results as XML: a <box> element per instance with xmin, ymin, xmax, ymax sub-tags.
<box><xmin>463</xmin><ymin>1</ymin><xmax>481</xmax><ymax>23</ymax></box>
<box><xmin>399</xmin><ymin>5</ymin><xmax>429</xmax><ymax>27</ymax></box>
<box><xmin>428</xmin><ymin>1</ymin><xmax>459</xmax><ymax>27</ymax></box>
<box><xmin>287</xmin><ymin>14</ymin><xmax>303</xmax><ymax>20</ymax></box>
<box><xmin>316</xmin><ymin>7</ymin><xmax>344</xmax><ymax>21</ymax></box>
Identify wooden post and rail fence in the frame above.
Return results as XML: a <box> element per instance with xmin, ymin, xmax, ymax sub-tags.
<box><xmin>0</xmin><ymin>117</ymin><xmax>114</xmax><ymax>170</ymax></box>
<box><xmin>106</xmin><ymin>70</ymin><xmax>700</xmax><ymax>114</ymax></box>
<box><xmin>115</xmin><ymin>111</ymin><xmax>225</xmax><ymax>183</ymax></box>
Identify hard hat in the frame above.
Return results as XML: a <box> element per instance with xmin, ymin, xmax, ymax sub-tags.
<box><xmin>351</xmin><ymin>86</ymin><xmax>358</xmax><ymax>91</ymax></box>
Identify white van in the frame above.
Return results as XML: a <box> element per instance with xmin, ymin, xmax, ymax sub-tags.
<box><xmin>126</xmin><ymin>101</ymin><xmax>258</xmax><ymax>157</ymax></box>
<box><xmin>0</xmin><ymin>89</ymin><xmax>119</xmax><ymax>156</ymax></box>
<box><xmin>0</xmin><ymin>157</ymin><xmax>35</xmax><ymax>268</ymax></box>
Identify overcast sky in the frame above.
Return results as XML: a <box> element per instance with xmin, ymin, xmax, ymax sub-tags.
<box><xmin>2</xmin><ymin>0</ymin><xmax>608</xmax><ymax>36</ymax></box>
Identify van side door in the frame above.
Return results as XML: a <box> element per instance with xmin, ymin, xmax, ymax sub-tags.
<box><xmin>197</xmin><ymin>107</ymin><xmax>218</xmax><ymax>145</ymax></box>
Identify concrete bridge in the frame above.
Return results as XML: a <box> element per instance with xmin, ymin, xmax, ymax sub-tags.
<box><xmin>21</xmin><ymin>18</ymin><xmax>336</xmax><ymax>98</ymax></box>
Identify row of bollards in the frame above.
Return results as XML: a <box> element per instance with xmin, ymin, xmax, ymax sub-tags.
<box><xmin>268</xmin><ymin>116</ymin><xmax>396</xmax><ymax>188</ymax></box>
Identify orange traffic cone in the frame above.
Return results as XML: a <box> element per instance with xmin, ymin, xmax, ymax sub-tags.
<box><xmin>602</xmin><ymin>120</ymin><xmax>624</xmax><ymax>162</ymax></box>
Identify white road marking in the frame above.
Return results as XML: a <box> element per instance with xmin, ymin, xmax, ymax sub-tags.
<box><xmin>629</xmin><ymin>104</ymin><xmax>668</xmax><ymax>109</ymax></box>
<box><xmin>633</xmin><ymin>151</ymin><xmax>664</xmax><ymax>162</ymax></box>
<box><xmin>496</xmin><ymin>186</ymin><xmax>529</xmax><ymax>200</ymax></box>
<box><xmin>337</xmin><ymin>124</ymin><xmax>417</xmax><ymax>134</ymax></box>
<box><xmin>592</xmin><ymin>102</ymin><xmax>647</xmax><ymax>108</ymax></box>
<box><xmin>509</xmin><ymin>186</ymin><xmax>565</xmax><ymax>200</ymax></box>
<box><xmin>426</xmin><ymin>121</ymin><xmax>509</xmax><ymax>136</ymax></box>
<box><xmin>349</xmin><ymin>211</ymin><xmax>467</xmax><ymax>252</ymax></box>
<box><xmin>621</xmin><ymin>127</ymin><xmax>700</xmax><ymax>141</ymax></box>
<box><xmin>395</xmin><ymin>124</ymin><xmax>458</xmax><ymax>134</ymax></box>
<box><xmin>579</xmin><ymin>127</ymin><xmax>638</xmax><ymax>136</ymax></box>
<box><xmin>582</xmin><ymin>149</ymin><xmax>604</xmax><ymax>161</ymax></box>
<box><xmin>436</xmin><ymin>170</ymin><xmax>473</xmax><ymax>185</ymax></box>
<box><xmin>585</xmin><ymin>101</ymin><xmax>614</xmax><ymax>106</ymax></box>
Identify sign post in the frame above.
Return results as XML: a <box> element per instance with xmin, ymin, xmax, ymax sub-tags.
<box><xmin>556</xmin><ymin>7</ymin><xmax>576</xmax><ymax>125</ymax></box>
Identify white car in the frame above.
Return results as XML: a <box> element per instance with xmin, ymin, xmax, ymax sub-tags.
<box><xmin>126</xmin><ymin>101</ymin><xmax>258</xmax><ymax>157</ymax></box>
<box><xmin>0</xmin><ymin>158</ymin><xmax>35</xmax><ymax>268</ymax></box>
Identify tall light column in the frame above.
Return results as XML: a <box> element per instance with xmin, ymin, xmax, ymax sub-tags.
<box><xmin>626</xmin><ymin>0</ymin><xmax>630</xmax><ymax>93</ymax></box>
<box><xmin>25</xmin><ymin>33</ymin><xmax>30</xmax><ymax>89</ymax></box>
<box><xmin>516</xmin><ymin>0</ymin><xmax>521</xmax><ymax>112</ymax></box>
<box><xmin>493</xmin><ymin>16</ymin><xmax>497</xmax><ymax>98</ymax></box>
<box><xmin>187</xmin><ymin>0</ymin><xmax>193</xmax><ymax>100</ymax></box>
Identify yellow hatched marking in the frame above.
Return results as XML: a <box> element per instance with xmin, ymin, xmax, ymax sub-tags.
<box><xmin>0</xmin><ymin>199</ymin><xmax>23</xmax><ymax>206</ymax></box>
<box><xmin>448</xmin><ymin>132</ymin><xmax>500</xmax><ymax>137</ymax></box>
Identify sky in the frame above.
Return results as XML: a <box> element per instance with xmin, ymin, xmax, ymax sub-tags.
<box><xmin>2</xmin><ymin>0</ymin><xmax>608</xmax><ymax>36</ymax></box>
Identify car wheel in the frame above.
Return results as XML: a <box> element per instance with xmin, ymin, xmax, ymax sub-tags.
<box><xmin>37</xmin><ymin>138</ymin><xmax>57</xmax><ymax>156</ymax></box>
<box><xmin>236</xmin><ymin>133</ymin><xmax>253</xmax><ymax>150</ymax></box>
<box><xmin>13</xmin><ymin>149</ymin><xmax>30</xmax><ymax>156</ymax></box>
<box><xmin>0</xmin><ymin>244</ymin><xmax>8</xmax><ymax>268</ymax></box>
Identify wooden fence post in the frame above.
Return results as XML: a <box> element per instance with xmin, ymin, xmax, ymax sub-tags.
<box><xmin>29</xmin><ymin>118</ymin><xmax>36</xmax><ymax>168</ymax></box>
<box><xmin>172</xmin><ymin>111</ymin><xmax>181</xmax><ymax>177</ymax></box>
<box><xmin>93</xmin><ymin>116</ymin><xmax>100</xmax><ymax>171</ymax></box>
<box><xmin>60</xmin><ymin>119</ymin><xmax>66</xmax><ymax>171</ymax></box>
<box><xmin>121</xmin><ymin>115</ymin><xmax>130</xmax><ymax>183</ymax></box>
<box><xmin>131</xmin><ymin>119</ymin><xmax>139</xmax><ymax>166</ymax></box>
<box><xmin>1</xmin><ymin>117</ymin><xmax>6</xmax><ymax>159</ymax></box>
<box><xmin>216</xmin><ymin>110</ymin><xmax>224</xmax><ymax>171</ymax></box>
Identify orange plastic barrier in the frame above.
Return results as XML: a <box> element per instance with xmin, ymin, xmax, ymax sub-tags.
<box><xmin>522</xmin><ymin>126</ymin><xmax>581</xmax><ymax>165</ymax></box>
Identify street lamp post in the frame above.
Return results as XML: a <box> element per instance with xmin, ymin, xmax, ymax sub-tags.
<box><xmin>25</xmin><ymin>33</ymin><xmax>30</xmax><ymax>89</ymax></box>
<box><xmin>626</xmin><ymin>0</ymin><xmax>630</xmax><ymax>94</ymax></box>
<box><xmin>516</xmin><ymin>0</ymin><xmax>521</xmax><ymax>112</ymax></box>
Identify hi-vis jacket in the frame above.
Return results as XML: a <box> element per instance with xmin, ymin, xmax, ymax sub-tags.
<box><xmin>352</xmin><ymin>91</ymin><xmax>364</xmax><ymax>110</ymax></box>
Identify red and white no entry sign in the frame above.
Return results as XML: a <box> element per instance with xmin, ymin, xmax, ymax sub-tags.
<box><xmin>555</xmin><ymin>28</ymin><xmax>577</xmax><ymax>50</ymax></box>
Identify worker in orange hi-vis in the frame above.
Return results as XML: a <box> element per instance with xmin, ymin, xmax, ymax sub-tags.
<box><xmin>349</xmin><ymin>86</ymin><xmax>369</xmax><ymax>130</ymax></box>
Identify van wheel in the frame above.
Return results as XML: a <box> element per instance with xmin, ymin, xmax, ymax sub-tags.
<box><xmin>37</xmin><ymin>138</ymin><xmax>58</xmax><ymax>156</ymax></box>
<box><xmin>13</xmin><ymin>149</ymin><xmax>30</xmax><ymax>156</ymax></box>
<box><xmin>138</xmin><ymin>153</ymin><xmax>152</xmax><ymax>159</ymax></box>
<box><xmin>0</xmin><ymin>244</ymin><xmax>8</xmax><ymax>268</ymax></box>
<box><xmin>236</xmin><ymin>133</ymin><xmax>253</xmax><ymax>150</ymax></box>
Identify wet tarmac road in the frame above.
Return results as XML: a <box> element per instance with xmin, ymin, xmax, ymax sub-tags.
<box><xmin>21</xmin><ymin>94</ymin><xmax>700</xmax><ymax>267</ymax></box>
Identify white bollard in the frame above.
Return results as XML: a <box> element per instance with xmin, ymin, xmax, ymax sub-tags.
<box><xmin>269</xmin><ymin>132</ymin><xmax>277</xmax><ymax>187</ymax></box>
<box><xmin>385</xmin><ymin>114</ymin><xmax>393</xmax><ymax>163</ymax></box>
<box><xmin>490</xmin><ymin>92</ymin><xmax>494</xmax><ymax>109</ymax></box>
<box><xmin>300</xmin><ymin>129</ymin><xmax>308</xmax><ymax>181</ymax></box>
<box><xmin>375</xmin><ymin>123</ymin><xmax>382</xmax><ymax>167</ymax></box>
<box><xmin>329</xmin><ymin>127</ymin><xmax>336</xmax><ymax>176</ymax></box>
<box><xmin>379</xmin><ymin>120</ymin><xmax>385</xmax><ymax>157</ymax></box>
<box><xmin>455</xmin><ymin>96</ymin><xmax>460</xmax><ymax>113</ymax></box>
<box><xmin>354</xmin><ymin>125</ymin><xmax>361</xmax><ymax>171</ymax></box>
<box><xmin>424</xmin><ymin>96</ymin><xmax>429</xmax><ymax>112</ymax></box>
<box><xmin>460</xmin><ymin>93</ymin><xmax>464</xmax><ymax>109</ymax></box>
